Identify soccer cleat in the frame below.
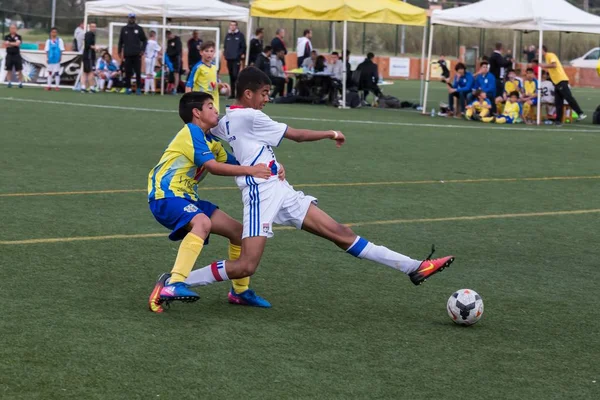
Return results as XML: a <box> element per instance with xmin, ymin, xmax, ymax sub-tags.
<box><xmin>136</xmin><ymin>88</ymin><xmax>142</xmax><ymax>95</ymax></box>
<box><xmin>228</xmin><ymin>289</ymin><xmax>272</xmax><ymax>308</ymax></box>
<box><xmin>18</xmin><ymin>83</ymin><xmax>23</xmax><ymax>88</ymax></box>
<box><xmin>159</xmin><ymin>281</ymin><xmax>200</xmax><ymax>304</ymax></box>
<box><xmin>54</xmin><ymin>87</ymin><xmax>60</xmax><ymax>91</ymax></box>
<box><xmin>409</xmin><ymin>246</ymin><xmax>455</xmax><ymax>286</ymax></box>
<box><xmin>148</xmin><ymin>272</ymin><xmax>171</xmax><ymax>313</ymax></box>
<box><xmin>7</xmin><ymin>82</ymin><xmax>12</xmax><ymax>88</ymax></box>
<box><xmin>45</xmin><ymin>87</ymin><xmax>51</xmax><ymax>91</ymax></box>
<box><xmin>578</xmin><ymin>113</ymin><xmax>587</xmax><ymax>121</ymax></box>
<box><xmin>126</xmin><ymin>88</ymin><xmax>132</xmax><ymax>95</ymax></box>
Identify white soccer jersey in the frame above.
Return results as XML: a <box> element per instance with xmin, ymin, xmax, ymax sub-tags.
<box><xmin>540</xmin><ymin>81</ymin><xmax>555</xmax><ymax>104</ymax></box>
<box><xmin>211</xmin><ymin>106</ymin><xmax>287</xmax><ymax>188</ymax></box>
<box><xmin>144</xmin><ymin>40</ymin><xmax>161</xmax><ymax>59</ymax></box>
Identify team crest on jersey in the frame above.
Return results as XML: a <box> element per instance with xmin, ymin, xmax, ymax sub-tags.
<box><xmin>262</xmin><ymin>223</ymin><xmax>270</xmax><ymax>233</ymax></box>
<box><xmin>184</xmin><ymin>204</ymin><xmax>199</xmax><ymax>213</ymax></box>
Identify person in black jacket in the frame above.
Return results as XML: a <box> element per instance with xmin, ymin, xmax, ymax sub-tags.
<box><xmin>187</xmin><ymin>30</ymin><xmax>202</xmax><ymax>70</ymax></box>
<box><xmin>489</xmin><ymin>42</ymin><xmax>512</xmax><ymax>99</ymax></box>
<box><xmin>248</xmin><ymin>28</ymin><xmax>264</xmax><ymax>66</ymax></box>
<box><xmin>224</xmin><ymin>21</ymin><xmax>246</xmax><ymax>99</ymax></box>
<box><xmin>118</xmin><ymin>13</ymin><xmax>147</xmax><ymax>94</ymax></box>
<box><xmin>356</xmin><ymin>52</ymin><xmax>382</xmax><ymax>101</ymax></box>
<box><xmin>81</xmin><ymin>23</ymin><xmax>97</xmax><ymax>93</ymax></box>
<box><xmin>255</xmin><ymin>45</ymin><xmax>272</xmax><ymax>78</ymax></box>
<box><xmin>271</xmin><ymin>28</ymin><xmax>287</xmax><ymax>66</ymax></box>
<box><xmin>166</xmin><ymin>30</ymin><xmax>182</xmax><ymax>94</ymax></box>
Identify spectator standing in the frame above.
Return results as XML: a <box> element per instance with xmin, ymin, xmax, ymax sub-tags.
<box><xmin>73</xmin><ymin>22</ymin><xmax>85</xmax><ymax>53</ymax></box>
<box><xmin>328</xmin><ymin>52</ymin><xmax>343</xmax><ymax>81</ymax></box>
<box><xmin>187</xmin><ymin>30</ymin><xmax>203</xmax><ymax>70</ymax></box>
<box><xmin>270</xmin><ymin>48</ymin><xmax>293</xmax><ymax>98</ymax></box>
<box><xmin>302</xmin><ymin>50</ymin><xmax>317</xmax><ymax>70</ymax></box>
<box><xmin>248</xmin><ymin>28</ymin><xmax>264</xmax><ymax>66</ymax></box>
<box><xmin>166</xmin><ymin>30</ymin><xmax>182</xmax><ymax>95</ymax></box>
<box><xmin>224</xmin><ymin>21</ymin><xmax>246</xmax><ymax>99</ymax></box>
<box><xmin>489</xmin><ymin>42</ymin><xmax>512</xmax><ymax>99</ymax></box>
<box><xmin>271</xmin><ymin>28</ymin><xmax>287</xmax><ymax>65</ymax></box>
<box><xmin>523</xmin><ymin>45</ymin><xmax>536</xmax><ymax>63</ymax></box>
<box><xmin>540</xmin><ymin>45</ymin><xmax>586</xmax><ymax>126</ymax></box>
<box><xmin>44</xmin><ymin>27</ymin><xmax>65</xmax><ymax>91</ymax></box>
<box><xmin>255</xmin><ymin>45</ymin><xmax>272</xmax><ymax>78</ymax></box>
<box><xmin>118</xmin><ymin>13</ymin><xmax>147</xmax><ymax>95</ymax></box>
<box><xmin>296</xmin><ymin>29</ymin><xmax>313</xmax><ymax>68</ymax></box>
<box><xmin>4</xmin><ymin>24</ymin><xmax>24</xmax><ymax>88</ymax></box>
<box><xmin>81</xmin><ymin>23</ymin><xmax>97</xmax><ymax>93</ymax></box>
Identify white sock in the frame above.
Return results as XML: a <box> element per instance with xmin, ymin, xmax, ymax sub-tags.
<box><xmin>144</xmin><ymin>78</ymin><xmax>150</xmax><ymax>93</ymax></box>
<box><xmin>54</xmin><ymin>75</ymin><xmax>60</xmax><ymax>87</ymax></box>
<box><xmin>107</xmin><ymin>79</ymin><xmax>113</xmax><ymax>89</ymax></box>
<box><xmin>346</xmin><ymin>236</ymin><xmax>421</xmax><ymax>274</ymax></box>
<box><xmin>150</xmin><ymin>77</ymin><xmax>156</xmax><ymax>92</ymax></box>
<box><xmin>185</xmin><ymin>260</ymin><xmax>230</xmax><ymax>287</ymax></box>
<box><xmin>98</xmin><ymin>78</ymin><xmax>105</xmax><ymax>91</ymax></box>
<box><xmin>47</xmin><ymin>76</ymin><xmax>52</xmax><ymax>88</ymax></box>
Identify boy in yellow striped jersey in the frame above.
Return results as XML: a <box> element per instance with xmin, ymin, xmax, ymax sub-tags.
<box><xmin>483</xmin><ymin>91</ymin><xmax>522</xmax><ymax>124</ymax></box>
<box><xmin>465</xmin><ymin>90</ymin><xmax>492</xmax><ymax>121</ymax></box>
<box><xmin>186</xmin><ymin>41</ymin><xmax>219</xmax><ymax>110</ymax></box>
<box><xmin>521</xmin><ymin>68</ymin><xmax>538</xmax><ymax>124</ymax></box>
<box><xmin>147</xmin><ymin>92</ymin><xmax>280</xmax><ymax>312</ymax></box>
<box><xmin>495</xmin><ymin>69</ymin><xmax>522</xmax><ymax>114</ymax></box>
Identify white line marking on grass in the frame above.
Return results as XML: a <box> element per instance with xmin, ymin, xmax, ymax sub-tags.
<box><xmin>2</xmin><ymin>97</ymin><xmax>600</xmax><ymax>134</ymax></box>
<box><xmin>1</xmin><ymin>208</ymin><xmax>599</xmax><ymax>245</ymax></box>
<box><xmin>2</xmin><ymin>175</ymin><xmax>599</xmax><ymax>198</ymax></box>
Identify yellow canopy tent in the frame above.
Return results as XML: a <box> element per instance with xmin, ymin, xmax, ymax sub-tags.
<box><xmin>247</xmin><ymin>0</ymin><xmax>428</xmax><ymax>107</ymax></box>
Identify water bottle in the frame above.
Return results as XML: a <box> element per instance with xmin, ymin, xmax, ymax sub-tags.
<box><xmin>431</xmin><ymin>108</ymin><xmax>436</xmax><ymax>117</ymax></box>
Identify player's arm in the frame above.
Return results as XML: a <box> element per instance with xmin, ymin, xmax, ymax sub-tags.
<box><xmin>203</xmin><ymin>159</ymin><xmax>270</xmax><ymax>179</ymax></box>
<box><xmin>284</xmin><ymin>128</ymin><xmax>345</xmax><ymax>148</ymax></box>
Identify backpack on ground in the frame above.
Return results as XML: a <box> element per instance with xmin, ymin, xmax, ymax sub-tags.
<box><xmin>593</xmin><ymin>105</ymin><xmax>600</xmax><ymax>124</ymax></box>
<box><xmin>377</xmin><ymin>95</ymin><xmax>402</xmax><ymax>109</ymax></box>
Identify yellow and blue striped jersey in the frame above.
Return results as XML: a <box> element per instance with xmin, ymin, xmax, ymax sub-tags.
<box><xmin>186</xmin><ymin>61</ymin><xmax>219</xmax><ymax>111</ymax></box>
<box><xmin>504</xmin><ymin>79</ymin><xmax>522</xmax><ymax>95</ymax></box>
<box><xmin>468</xmin><ymin>98</ymin><xmax>492</xmax><ymax>112</ymax></box>
<box><xmin>502</xmin><ymin>101</ymin><xmax>522</xmax><ymax>120</ymax></box>
<box><xmin>524</xmin><ymin>79</ymin><xmax>538</xmax><ymax>97</ymax></box>
<box><xmin>148</xmin><ymin>123</ymin><xmax>235</xmax><ymax>202</ymax></box>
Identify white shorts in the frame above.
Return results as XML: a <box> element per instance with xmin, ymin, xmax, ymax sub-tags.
<box><xmin>47</xmin><ymin>63</ymin><xmax>60</xmax><ymax>76</ymax></box>
<box><xmin>242</xmin><ymin>178</ymin><xmax>317</xmax><ymax>239</ymax></box>
<box><xmin>145</xmin><ymin>57</ymin><xmax>156</xmax><ymax>76</ymax></box>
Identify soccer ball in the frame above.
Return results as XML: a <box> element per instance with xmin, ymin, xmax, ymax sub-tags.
<box><xmin>219</xmin><ymin>82</ymin><xmax>231</xmax><ymax>97</ymax></box>
<box><xmin>447</xmin><ymin>289</ymin><xmax>484</xmax><ymax>326</ymax></box>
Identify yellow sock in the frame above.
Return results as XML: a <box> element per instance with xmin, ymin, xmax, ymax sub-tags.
<box><xmin>481</xmin><ymin>116</ymin><xmax>495</xmax><ymax>123</ymax></box>
<box><xmin>495</xmin><ymin>117</ymin><xmax>507</xmax><ymax>124</ymax></box>
<box><xmin>523</xmin><ymin>103</ymin><xmax>531</xmax><ymax>118</ymax></box>
<box><xmin>465</xmin><ymin>109</ymin><xmax>473</xmax><ymax>119</ymax></box>
<box><xmin>169</xmin><ymin>233</ymin><xmax>204</xmax><ymax>284</ymax></box>
<box><xmin>229</xmin><ymin>243</ymin><xmax>249</xmax><ymax>294</ymax></box>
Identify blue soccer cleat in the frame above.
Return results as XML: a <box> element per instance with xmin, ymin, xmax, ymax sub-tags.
<box><xmin>136</xmin><ymin>88</ymin><xmax>141</xmax><ymax>95</ymax></box>
<box><xmin>159</xmin><ymin>282</ymin><xmax>200</xmax><ymax>304</ymax></box>
<box><xmin>228</xmin><ymin>289</ymin><xmax>271</xmax><ymax>308</ymax></box>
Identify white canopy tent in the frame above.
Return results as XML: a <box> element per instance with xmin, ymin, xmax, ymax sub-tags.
<box><xmin>83</xmin><ymin>0</ymin><xmax>250</xmax><ymax>94</ymax></box>
<box><xmin>423</xmin><ymin>0</ymin><xmax>600</xmax><ymax>125</ymax></box>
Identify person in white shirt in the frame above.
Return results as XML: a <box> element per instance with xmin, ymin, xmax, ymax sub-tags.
<box><xmin>144</xmin><ymin>31</ymin><xmax>162</xmax><ymax>94</ymax></box>
<box><xmin>296</xmin><ymin>29</ymin><xmax>312</xmax><ymax>67</ymax></box>
<box><xmin>44</xmin><ymin>27</ymin><xmax>65</xmax><ymax>91</ymax></box>
<box><xmin>73</xmin><ymin>22</ymin><xmax>85</xmax><ymax>54</ymax></box>
<box><xmin>327</xmin><ymin>51</ymin><xmax>344</xmax><ymax>81</ymax></box>
<box><xmin>182</xmin><ymin>67</ymin><xmax>456</xmax><ymax>299</ymax></box>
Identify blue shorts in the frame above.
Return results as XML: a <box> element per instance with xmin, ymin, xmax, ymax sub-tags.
<box><xmin>529</xmin><ymin>98</ymin><xmax>538</xmax><ymax>106</ymax></box>
<box><xmin>503</xmin><ymin>116</ymin><xmax>515</xmax><ymax>124</ymax></box>
<box><xmin>149</xmin><ymin>198</ymin><xmax>218</xmax><ymax>241</ymax></box>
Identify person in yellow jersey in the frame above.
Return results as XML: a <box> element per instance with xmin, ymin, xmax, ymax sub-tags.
<box><xmin>540</xmin><ymin>45</ymin><xmax>586</xmax><ymax>126</ymax></box>
<box><xmin>465</xmin><ymin>89</ymin><xmax>492</xmax><ymax>121</ymax></box>
<box><xmin>147</xmin><ymin>92</ymin><xmax>283</xmax><ymax>312</ymax></box>
<box><xmin>520</xmin><ymin>68</ymin><xmax>538</xmax><ymax>124</ymax></box>
<box><xmin>495</xmin><ymin>69</ymin><xmax>522</xmax><ymax>114</ymax></box>
<box><xmin>483</xmin><ymin>91</ymin><xmax>522</xmax><ymax>124</ymax></box>
<box><xmin>186</xmin><ymin>41</ymin><xmax>219</xmax><ymax>111</ymax></box>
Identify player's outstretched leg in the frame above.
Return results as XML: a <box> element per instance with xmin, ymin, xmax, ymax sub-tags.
<box><xmin>300</xmin><ymin>204</ymin><xmax>454</xmax><ymax>285</ymax></box>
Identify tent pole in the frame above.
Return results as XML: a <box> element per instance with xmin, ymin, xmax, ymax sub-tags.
<box><xmin>76</xmin><ymin>6</ymin><xmax>89</xmax><ymax>91</ymax></box>
<box><xmin>419</xmin><ymin>21</ymin><xmax>427</xmax><ymax>108</ymax></box>
<box><xmin>161</xmin><ymin>15</ymin><xmax>166</xmax><ymax>96</ymax></box>
<box><xmin>108</xmin><ymin>23</ymin><xmax>113</xmax><ymax>59</ymax></box>
<box><xmin>537</xmin><ymin>30</ymin><xmax>543</xmax><ymax>126</ymax></box>
<box><xmin>342</xmin><ymin>20</ymin><xmax>348</xmax><ymax>109</ymax></box>
<box><xmin>422</xmin><ymin>23</ymin><xmax>435</xmax><ymax>115</ymax></box>
<box><xmin>332</xmin><ymin>22</ymin><xmax>336</xmax><ymax>52</ymax></box>
<box><xmin>246</xmin><ymin>16</ymin><xmax>252</xmax><ymax>66</ymax></box>
<box><xmin>512</xmin><ymin>30</ymin><xmax>517</xmax><ymax>69</ymax></box>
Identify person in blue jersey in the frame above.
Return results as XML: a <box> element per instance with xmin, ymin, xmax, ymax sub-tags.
<box><xmin>471</xmin><ymin>61</ymin><xmax>496</xmax><ymax>112</ymax></box>
<box><xmin>447</xmin><ymin>63</ymin><xmax>473</xmax><ymax>117</ymax></box>
<box><xmin>44</xmin><ymin>27</ymin><xmax>65</xmax><ymax>91</ymax></box>
<box><xmin>147</xmin><ymin>92</ymin><xmax>282</xmax><ymax>313</ymax></box>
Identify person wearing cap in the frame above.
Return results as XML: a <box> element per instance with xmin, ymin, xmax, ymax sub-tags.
<box><xmin>118</xmin><ymin>13</ymin><xmax>147</xmax><ymax>94</ymax></box>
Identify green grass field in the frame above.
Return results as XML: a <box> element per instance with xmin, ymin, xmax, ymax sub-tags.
<box><xmin>1</xmin><ymin>81</ymin><xmax>599</xmax><ymax>400</ymax></box>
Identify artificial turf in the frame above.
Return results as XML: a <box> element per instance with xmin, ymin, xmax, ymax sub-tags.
<box><xmin>1</xmin><ymin>81</ymin><xmax>599</xmax><ymax>399</ymax></box>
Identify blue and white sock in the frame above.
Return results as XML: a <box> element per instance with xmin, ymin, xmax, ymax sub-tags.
<box><xmin>346</xmin><ymin>236</ymin><xmax>421</xmax><ymax>274</ymax></box>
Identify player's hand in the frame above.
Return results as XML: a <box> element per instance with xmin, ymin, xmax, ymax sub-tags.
<box><xmin>331</xmin><ymin>131</ymin><xmax>345</xmax><ymax>148</ymax></box>
<box><xmin>278</xmin><ymin>163</ymin><xmax>286</xmax><ymax>181</ymax></box>
<box><xmin>249</xmin><ymin>163</ymin><xmax>272</xmax><ymax>180</ymax></box>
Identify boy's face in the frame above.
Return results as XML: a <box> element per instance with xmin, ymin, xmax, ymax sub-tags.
<box><xmin>479</xmin><ymin>92</ymin><xmax>487</xmax><ymax>100</ymax></box>
<box><xmin>195</xmin><ymin>100</ymin><xmax>219</xmax><ymax>127</ymax></box>
<box><xmin>508</xmin><ymin>72</ymin><xmax>516</xmax><ymax>80</ymax></box>
<box><xmin>50</xmin><ymin>29</ymin><xmax>57</xmax><ymax>38</ymax></box>
<box><xmin>526</xmin><ymin>71</ymin><xmax>534</xmax><ymax>80</ymax></box>
<box><xmin>243</xmin><ymin>84</ymin><xmax>271</xmax><ymax>110</ymax></box>
<box><xmin>457</xmin><ymin>68</ymin><xmax>465</xmax><ymax>76</ymax></box>
<box><xmin>509</xmin><ymin>95</ymin><xmax>518</xmax><ymax>103</ymax></box>
<box><xmin>331</xmin><ymin>54</ymin><xmax>339</xmax><ymax>63</ymax></box>
<box><xmin>201</xmin><ymin>47</ymin><xmax>215</xmax><ymax>63</ymax></box>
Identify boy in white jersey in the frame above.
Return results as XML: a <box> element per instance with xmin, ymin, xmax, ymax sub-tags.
<box><xmin>144</xmin><ymin>31</ymin><xmax>161</xmax><ymax>94</ymax></box>
<box><xmin>181</xmin><ymin>67</ymin><xmax>455</xmax><ymax>302</ymax></box>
